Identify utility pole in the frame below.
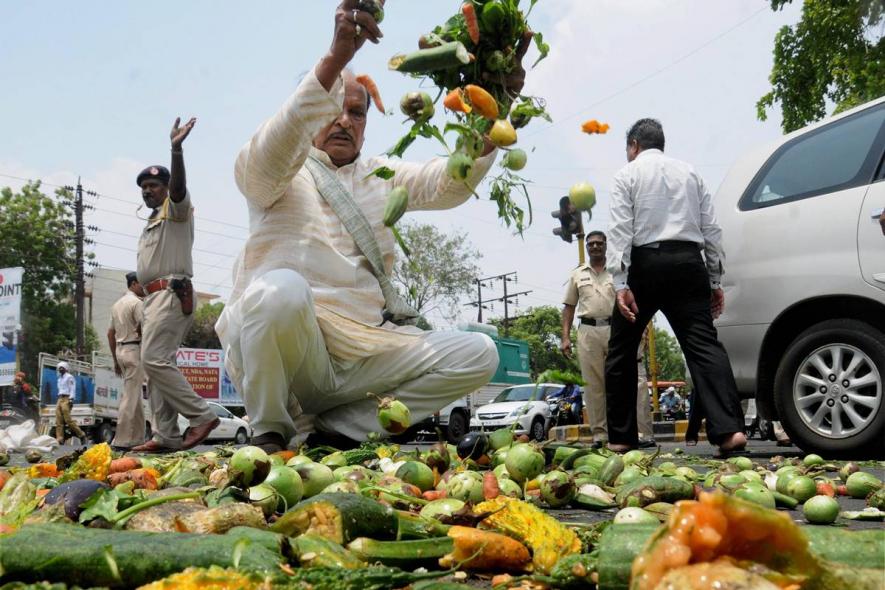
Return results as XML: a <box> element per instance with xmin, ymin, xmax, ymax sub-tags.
<box><xmin>64</xmin><ymin>179</ymin><xmax>96</xmax><ymax>360</ymax></box>
<box><xmin>464</xmin><ymin>272</ymin><xmax>531</xmax><ymax>336</ymax></box>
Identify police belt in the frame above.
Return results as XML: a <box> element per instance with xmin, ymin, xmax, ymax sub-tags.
<box><xmin>580</xmin><ymin>317</ymin><xmax>611</xmax><ymax>327</ymax></box>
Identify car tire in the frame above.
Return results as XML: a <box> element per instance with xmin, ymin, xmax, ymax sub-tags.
<box><xmin>530</xmin><ymin>417</ymin><xmax>546</xmax><ymax>442</ymax></box>
<box><xmin>235</xmin><ymin>428</ymin><xmax>249</xmax><ymax>445</ymax></box>
<box><xmin>446</xmin><ymin>411</ymin><xmax>469</xmax><ymax>444</ymax></box>
<box><xmin>97</xmin><ymin>422</ymin><xmax>115</xmax><ymax>444</ymax></box>
<box><xmin>774</xmin><ymin>319</ymin><xmax>885</xmax><ymax>457</ymax></box>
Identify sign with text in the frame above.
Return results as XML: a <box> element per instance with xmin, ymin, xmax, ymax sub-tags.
<box><xmin>175</xmin><ymin>348</ymin><xmax>241</xmax><ymax>405</ymax></box>
<box><xmin>0</xmin><ymin>267</ymin><xmax>24</xmax><ymax>386</ymax></box>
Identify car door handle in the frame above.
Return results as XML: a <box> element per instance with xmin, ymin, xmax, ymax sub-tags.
<box><xmin>873</xmin><ymin>207</ymin><xmax>884</xmax><ymax>220</ymax></box>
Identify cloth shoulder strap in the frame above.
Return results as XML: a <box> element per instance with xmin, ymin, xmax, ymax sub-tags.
<box><xmin>304</xmin><ymin>156</ymin><xmax>418</xmax><ymax>325</ymax></box>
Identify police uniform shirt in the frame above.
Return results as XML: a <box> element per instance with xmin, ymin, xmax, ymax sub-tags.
<box><xmin>57</xmin><ymin>372</ymin><xmax>76</xmax><ymax>399</ymax></box>
<box><xmin>110</xmin><ymin>290</ymin><xmax>143</xmax><ymax>344</ymax></box>
<box><xmin>137</xmin><ymin>192</ymin><xmax>194</xmax><ymax>285</ymax></box>
<box><xmin>563</xmin><ymin>264</ymin><xmax>616</xmax><ymax>320</ymax></box>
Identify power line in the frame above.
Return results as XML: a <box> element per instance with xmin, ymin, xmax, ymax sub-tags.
<box><xmin>523</xmin><ymin>6</ymin><xmax>769</xmax><ymax>139</ymax></box>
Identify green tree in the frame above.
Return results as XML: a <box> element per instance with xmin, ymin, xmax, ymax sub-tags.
<box><xmin>392</xmin><ymin>222</ymin><xmax>482</xmax><ymax>322</ymax></box>
<box><xmin>0</xmin><ymin>182</ymin><xmax>96</xmax><ymax>377</ymax></box>
<box><xmin>182</xmin><ymin>301</ymin><xmax>224</xmax><ymax>349</ymax></box>
<box><xmin>648</xmin><ymin>326</ymin><xmax>686</xmax><ymax>383</ymax></box>
<box><xmin>758</xmin><ymin>0</ymin><xmax>884</xmax><ymax>132</ymax></box>
<box><xmin>489</xmin><ymin>306</ymin><xmax>580</xmax><ymax>378</ymax></box>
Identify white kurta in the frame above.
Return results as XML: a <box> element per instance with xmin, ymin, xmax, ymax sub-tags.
<box><xmin>220</xmin><ymin>68</ymin><xmax>495</xmax><ymax>364</ymax></box>
<box><xmin>217</xmin><ymin>66</ymin><xmax>499</xmax><ymax>443</ymax></box>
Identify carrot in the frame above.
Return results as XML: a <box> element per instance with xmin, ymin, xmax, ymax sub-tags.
<box><xmin>462</xmin><ymin>2</ymin><xmax>480</xmax><ymax>45</ymax></box>
<box><xmin>108</xmin><ymin>468</ymin><xmax>158</xmax><ymax>490</ymax></box>
<box><xmin>443</xmin><ymin>88</ymin><xmax>472</xmax><ymax>113</ymax></box>
<box><xmin>273</xmin><ymin>450</ymin><xmax>296</xmax><ymax>462</ymax></box>
<box><xmin>109</xmin><ymin>457</ymin><xmax>141</xmax><ymax>475</ymax></box>
<box><xmin>36</xmin><ymin>489</ymin><xmax>51</xmax><ymax>498</ymax></box>
<box><xmin>356</xmin><ymin>74</ymin><xmax>385</xmax><ymax>114</ymax></box>
<box><xmin>483</xmin><ymin>471</ymin><xmax>500</xmax><ymax>500</ymax></box>
<box><xmin>465</xmin><ymin>84</ymin><xmax>498</xmax><ymax>120</ymax></box>
<box><xmin>423</xmin><ymin>489</ymin><xmax>447</xmax><ymax>501</ymax></box>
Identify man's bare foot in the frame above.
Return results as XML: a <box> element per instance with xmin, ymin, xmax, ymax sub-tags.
<box><xmin>718</xmin><ymin>431</ymin><xmax>747</xmax><ymax>454</ymax></box>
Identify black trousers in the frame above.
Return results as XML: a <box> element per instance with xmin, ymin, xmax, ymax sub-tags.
<box><xmin>604</xmin><ymin>243</ymin><xmax>744</xmax><ymax>446</ymax></box>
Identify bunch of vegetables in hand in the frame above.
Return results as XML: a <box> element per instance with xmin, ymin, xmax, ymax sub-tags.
<box><xmin>386</xmin><ymin>0</ymin><xmax>550</xmax><ymax>234</ymax></box>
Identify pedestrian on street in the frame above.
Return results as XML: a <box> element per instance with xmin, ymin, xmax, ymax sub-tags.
<box><xmin>214</xmin><ymin>0</ymin><xmax>533</xmax><ymax>452</ymax></box>
<box><xmin>107</xmin><ymin>272</ymin><xmax>146</xmax><ymax>451</ymax></box>
<box><xmin>604</xmin><ymin>118</ymin><xmax>747</xmax><ymax>456</ymax></box>
<box><xmin>635</xmin><ymin>327</ymin><xmax>655</xmax><ymax>446</ymax></box>
<box><xmin>561</xmin><ymin>232</ymin><xmax>655</xmax><ymax>447</ymax></box>
<box><xmin>131</xmin><ymin>118</ymin><xmax>219</xmax><ymax>453</ymax></box>
<box><xmin>13</xmin><ymin>371</ymin><xmax>38</xmax><ymax>419</ymax></box>
<box><xmin>55</xmin><ymin>362</ymin><xmax>86</xmax><ymax>445</ymax></box>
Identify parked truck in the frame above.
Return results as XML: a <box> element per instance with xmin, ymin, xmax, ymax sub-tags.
<box><xmin>418</xmin><ymin>326</ymin><xmax>532</xmax><ymax>443</ymax></box>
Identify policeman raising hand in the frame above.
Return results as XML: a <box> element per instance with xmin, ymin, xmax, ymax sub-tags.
<box><xmin>132</xmin><ymin>116</ymin><xmax>219</xmax><ymax>453</ymax></box>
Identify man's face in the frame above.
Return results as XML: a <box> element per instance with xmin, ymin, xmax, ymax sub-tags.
<box><xmin>313</xmin><ymin>76</ymin><xmax>368</xmax><ymax>167</ymax></box>
<box><xmin>58</xmin><ymin>367</ymin><xmax>66</xmax><ymax>375</ymax></box>
<box><xmin>141</xmin><ymin>179</ymin><xmax>168</xmax><ymax>209</ymax></box>
<box><xmin>586</xmin><ymin>236</ymin><xmax>607</xmax><ymax>259</ymax></box>
<box><xmin>626</xmin><ymin>139</ymin><xmax>640</xmax><ymax>162</ymax></box>
<box><xmin>131</xmin><ymin>281</ymin><xmax>145</xmax><ymax>297</ymax></box>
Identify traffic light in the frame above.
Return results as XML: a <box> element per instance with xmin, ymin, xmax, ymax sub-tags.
<box><xmin>552</xmin><ymin>196</ymin><xmax>583</xmax><ymax>242</ymax></box>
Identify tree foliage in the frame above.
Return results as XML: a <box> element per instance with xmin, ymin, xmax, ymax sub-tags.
<box><xmin>489</xmin><ymin>305</ymin><xmax>580</xmax><ymax>378</ymax></box>
<box><xmin>392</xmin><ymin>222</ymin><xmax>481</xmax><ymax>322</ymax></box>
<box><xmin>182</xmin><ymin>301</ymin><xmax>224</xmax><ymax>349</ymax></box>
<box><xmin>0</xmin><ymin>182</ymin><xmax>96</xmax><ymax>377</ymax></box>
<box><xmin>648</xmin><ymin>326</ymin><xmax>687</xmax><ymax>383</ymax></box>
<box><xmin>758</xmin><ymin>0</ymin><xmax>884</xmax><ymax>132</ymax></box>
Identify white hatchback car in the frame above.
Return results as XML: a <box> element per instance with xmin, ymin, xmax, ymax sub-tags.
<box><xmin>146</xmin><ymin>401</ymin><xmax>251</xmax><ymax>445</ymax></box>
<box><xmin>470</xmin><ymin>383</ymin><xmax>564</xmax><ymax>441</ymax></box>
<box><xmin>714</xmin><ymin>97</ymin><xmax>884</xmax><ymax>456</ymax></box>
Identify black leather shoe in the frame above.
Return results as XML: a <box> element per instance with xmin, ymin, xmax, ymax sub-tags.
<box><xmin>638</xmin><ymin>439</ymin><xmax>658</xmax><ymax>449</ymax></box>
<box><xmin>251</xmin><ymin>431</ymin><xmax>287</xmax><ymax>454</ymax></box>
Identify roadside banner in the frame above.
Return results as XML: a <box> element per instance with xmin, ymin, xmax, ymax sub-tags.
<box><xmin>175</xmin><ymin>348</ymin><xmax>242</xmax><ymax>406</ymax></box>
<box><xmin>0</xmin><ymin>267</ymin><xmax>24</xmax><ymax>386</ymax></box>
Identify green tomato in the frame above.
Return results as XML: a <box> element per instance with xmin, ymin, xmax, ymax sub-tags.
<box><xmin>803</xmin><ymin>495</ymin><xmax>839</xmax><ymax>524</ymax></box>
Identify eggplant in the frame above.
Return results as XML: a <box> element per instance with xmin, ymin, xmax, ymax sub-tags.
<box><xmin>456</xmin><ymin>432</ymin><xmax>488</xmax><ymax>460</ymax></box>
<box><xmin>43</xmin><ymin>479</ymin><xmax>108</xmax><ymax>520</ymax></box>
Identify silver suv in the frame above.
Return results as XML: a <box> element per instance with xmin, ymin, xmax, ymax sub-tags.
<box><xmin>714</xmin><ymin>97</ymin><xmax>884</xmax><ymax>456</ymax></box>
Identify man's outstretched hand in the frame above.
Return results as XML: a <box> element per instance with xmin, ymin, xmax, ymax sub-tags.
<box><xmin>170</xmin><ymin>117</ymin><xmax>196</xmax><ymax>149</ymax></box>
<box><xmin>330</xmin><ymin>0</ymin><xmax>384</xmax><ymax>65</ymax></box>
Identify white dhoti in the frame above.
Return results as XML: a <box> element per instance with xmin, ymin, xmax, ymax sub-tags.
<box><xmin>217</xmin><ymin>269</ymin><xmax>499</xmax><ymax>444</ymax></box>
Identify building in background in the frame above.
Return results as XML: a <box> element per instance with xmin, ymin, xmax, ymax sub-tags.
<box><xmin>86</xmin><ymin>266</ymin><xmax>219</xmax><ymax>354</ymax></box>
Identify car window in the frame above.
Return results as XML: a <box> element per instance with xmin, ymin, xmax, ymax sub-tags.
<box><xmin>740</xmin><ymin>103</ymin><xmax>885</xmax><ymax>210</ymax></box>
<box><xmin>493</xmin><ymin>386</ymin><xmax>538</xmax><ymax>402</ymax></box>
<box><xmin>210</xmin><ymin>404</ymin><xmax>229</xmax><ymax>419</ymax></box>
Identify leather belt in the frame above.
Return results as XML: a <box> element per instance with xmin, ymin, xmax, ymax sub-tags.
<box><xmin>144</xmin><ymin>278</ymin><xmax>170</xmax><ymax>295</ymax></box>
<box><xmin>118</xmin><ymin>340</ymin><xmax>141</xmax><ymax>346</ymax></box>
<box><xmin>581</xmin><ymin>317</ymin><xmax>611</xmax><ymax>327</ymax></box>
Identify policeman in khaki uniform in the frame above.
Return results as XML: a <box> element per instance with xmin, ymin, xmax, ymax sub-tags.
<box><xmin>55</xmin><ymin>361</ymin><xmax>87</xmax><ymax>444</ymax></box>
<box><xmin>107</xmin><ymin>272</ymin><xmax>146</xmax><ymax>450</ymax></box>
<box><xmin>561</xmin><ymin>232</ymin><xmax>655</xmax><ymax>447</ymax></box>
<box><xmin>132</xmin><ymin>117</ymin><xmax>219</xmax><ymax>453</ymax></box>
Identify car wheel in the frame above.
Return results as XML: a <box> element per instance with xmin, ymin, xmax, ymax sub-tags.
<box><xmin>530</xmin><ymin>417</ymin><xmax>547</xmax><ymax>442</ymax></box>
<box><xmin>97</xmin><ymin>422</ymin><xmax>115</xmax><ymax>443</ymax></box>
<box><xmin>446</xmin><ymin>411</ymin><xmax>469</xmax><ymax>444</ymax></box>
<box><xmin>774</xmin><ymin>319</ymin><xmax>885</xmax><ymax>457</ymax></box>
<box><xmin>235</xmin><ymin>428</ymin><xmax>249</xmax><ymax>445</ymax></box>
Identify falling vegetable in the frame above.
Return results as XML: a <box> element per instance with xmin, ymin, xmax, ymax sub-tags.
<box><xmin>465</xmin><ymin>84</ymin><xmax>499</xmax><ymax>119</ymax></box>
<box><xmin>368</xmin><ymin>393</ymin><xmax>412</xmax><ymax>434</ymax></box>
<box><xmin>356</xmin><ymin>74</ymin><xmax>385</xmax><ymax>114</ymax></box>
<box><xmin>462</xmin><ymin>2</ymin><xmax>481</xmax><ymax>44</ymax></box>
<box><xmin>383</xmin><ymin>186</ymin><xmax>409</xmax><ymax>227</ymax></box>
<box><xmin>400</xmin><ymin>91</ymin><xmax>435</xmax><ymax>122</ymax></box>
<box><xmin>443</xmin><ymin>88</ymin><xmax>472</xmax><ymax>114</ymax></box>
<box><xmin>581</xmin><ymin>119</ymin><xmax>610</xmax><ymax>134</ymax></box>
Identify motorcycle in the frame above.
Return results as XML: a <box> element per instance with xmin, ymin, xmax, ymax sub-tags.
<box><xmin>0</xmin><ymin>387</ymin><xmax>37</xmax><ymax>431</ymax></box>
<box><xmin>547</xmin><ymin>384</ymin><xmax>584</xmax><ymax>428</ymax></box>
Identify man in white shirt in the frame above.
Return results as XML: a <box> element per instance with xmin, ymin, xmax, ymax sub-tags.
<box><xmin>605</xmin><ymin>118</ymin><xmax>746</xmax><ymax>456</ymax></box>
<box><xmin>216</xmin><ymin>1</ymin><xmax>531</xmax><ymax>452</ymax></box>
<box><xmin>56</xmin><ymin>361</ymin><xmax>86</xmax><ymax>445</ymax></box>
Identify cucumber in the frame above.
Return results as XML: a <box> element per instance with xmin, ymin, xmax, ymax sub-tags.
<box><xmin>614</xmin><ymin>476</ymin><xmax>694</xmax><ymax>508</ymax></box>
<box><xmin>772</xmin><ymin>490</ymin><xmax>799</xmax><ymax>509</ymax></box>
<box><xmin>388</xmin><ymin>42</ymin><xmax>472</xmax><ymax>73</ymax></box>
<box><xmin>599</xmin><ymin>455</ymin><xmax>625</xmax><ymax>486</ymax></box>
<box><xmin>292</xmin><ymin>534</ymin><xmax>365</xmax><ymax>569</ymax></box>
<box><xmin>396</xmin><ymin>510</ymin><xmax>451</xmax><ymax>539</ymax></box>
<box><xmin>347</xmin><ymin>537</ymin><xmax>454</xmax><ymax>568</ymax></box>
<box><xmin>271</xmin><ymin>493</ymin><xmax>397</xmax><ymax>544</ymax></box>
<box><xmin>343</xmin><ymin>448</ymin><xmax>379</xmax><ymax>466</ymax></box>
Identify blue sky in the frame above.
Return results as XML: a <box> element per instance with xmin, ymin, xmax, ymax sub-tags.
<box><xmin>0</xmin><ymin>0</ymin><xmax>802</xmax><ymax>327</ymax></box>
